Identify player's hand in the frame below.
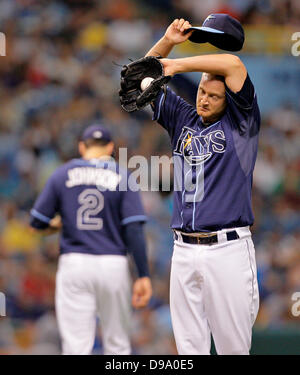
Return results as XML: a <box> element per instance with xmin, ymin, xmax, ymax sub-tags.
<box><xmin>160</xmin><ymin>58</ymin><xmax>176</xmax><ymax>77</ymax></box>
<box><xmin>50</xmin><ymin>215</ymin><xmax>62</xmax><ymax>230</ymax></box>
<box><xmin>164</xmin><ymin>19</ymin><xmax>193</xmax><ymax>45</ymax></box>
<box><xmin>132</xmin><ymin>277</ymin><xmax>152</xmax><ymax>309</ymax></box>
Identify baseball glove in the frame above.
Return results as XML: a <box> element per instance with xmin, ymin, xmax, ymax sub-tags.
<box><xmin>119</xmin><ymin>56</ymin><xmax>171</xmax><ymax>112</ymax></box>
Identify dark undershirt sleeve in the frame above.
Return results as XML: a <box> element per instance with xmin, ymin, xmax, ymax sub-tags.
<box><xmin>122</xmin><ymin>221</ymin><xmax>150</xmax><ymax>278</ymax></box>
<box><xmin>30</xmin><ymin>216</ymin><xmax>49</xmax><ymax>230</ymax></box>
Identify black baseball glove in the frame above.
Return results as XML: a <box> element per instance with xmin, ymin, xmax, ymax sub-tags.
<box><xmin>119</xmin><ymin>56</ymin><xmax>171</xmax><ymax>112</ymax></box>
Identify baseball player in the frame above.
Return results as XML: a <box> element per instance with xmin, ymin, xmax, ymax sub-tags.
<box><xmin>30</xmin><ymin>124</ymin><xmax>152</xmax><ymax>355</ymax></box>
<box><xmin>144</xmin><ymin>16</ymin><xmax>260</xmax><ymax>354</ymax></box>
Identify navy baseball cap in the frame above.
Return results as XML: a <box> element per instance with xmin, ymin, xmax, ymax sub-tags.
<box><xmin>187</xmin><ymin>14</ymin><xmax>245</xmax><ymax>52</ymax></box>
<box><xmin>81</xmin><ymin>124</ymin><xmax>112</xmax><ymax>143</ymax></box>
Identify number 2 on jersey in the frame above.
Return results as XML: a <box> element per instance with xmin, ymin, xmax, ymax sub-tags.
<box><xmin>77</xmin><ymin>188</ymin><xmax>104</xmax><ymax>230</ymax></box>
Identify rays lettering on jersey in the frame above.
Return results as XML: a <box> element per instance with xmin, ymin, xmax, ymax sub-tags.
<box><xmin>174</xmin><ymin>126</ymin><xmax>226</xmax><ymax>166</ymax></box>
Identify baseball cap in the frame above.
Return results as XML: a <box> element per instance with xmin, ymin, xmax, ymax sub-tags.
<box><xmin>81</xmin><ymin>124</ymin><xmax>112</xmax><ymax>143</ymax></box>
<box><xmin>187</xmin><ymin>14</ymin><xmax>245</xmax><ymax>52</ymax></box>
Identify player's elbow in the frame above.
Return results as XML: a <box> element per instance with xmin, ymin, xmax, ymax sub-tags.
<box><xmin>225</xmin><ymin>54</ymin><xmax>245</xmax><ymax>73</ymax></box>
<box><xmin>223</xmin><ymin>54</ymin><xmax>242</xmax><ymax>66</ymax></box>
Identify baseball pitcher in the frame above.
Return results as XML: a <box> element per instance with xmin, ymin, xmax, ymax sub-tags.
<box><xmin>30</xmin><ymin>124</ymin><xmax>152</xmax><ymax>355</ymax></box>
<box><xmin>120</xmin><ymin>14</ymin><xmax>260</xmax><ymax>355</ymax></box>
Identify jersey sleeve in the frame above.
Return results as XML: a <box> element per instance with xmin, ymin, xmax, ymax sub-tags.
<box><xmin>225</xmin><ymin>74</ymin><xmax>261</xmax><ymax>135</ymax></box>
<box><xmin>152</xmin><ymin>87</ymin><xmax>196</xmax><ymax>138</ymax></box>
<box><xmin>119</xmin><ymin>172</ymin><xmax>147</xmax><ymax>225</ymax></box>
<box><xmin>120</xmin><ymin>189</ymin><xmax>147</xmax><ymax>225</ymax></box>
<box><xmin>225</xmin><ymin>74</ymin><xmax>255</xmax><ymax>109</ymax></box>
<box><xmin>30</xmin><ymin>172</ymin><xmax>60</xmax><ymax>227</ymax></box>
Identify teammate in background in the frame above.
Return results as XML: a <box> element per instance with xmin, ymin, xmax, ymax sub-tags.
<box><xmin>145</xmin><ymin>17</ymin><xmax>260</xmax><ymax>355</ymax></box>
<box><xmin>30</xmin><ymin>124</ymin><xmax>152</xmax><ymax>355</ymax></box>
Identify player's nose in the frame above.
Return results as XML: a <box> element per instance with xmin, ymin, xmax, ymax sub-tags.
<box><xmin>198</xmin><ymin>94</ymin><xmax>208</xmax><ymax>105</ymax></box>
<box><xmin>200</xmin><ymin>99</ymin><xmax>209</xmax><ymax>107</ymax></box>
<box><xmin>200</xmin><ymin>95</ymin><xmax>209</xmax><ymax>105</ymax></box>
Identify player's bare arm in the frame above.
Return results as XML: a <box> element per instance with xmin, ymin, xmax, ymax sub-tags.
<box><xmin>146</xmin><ymin>18</ymin><xmax>193</xmax><ymax>57</ymax></box>
<box><xmin>161</xmin><ymin>54</ymin><xmax>247</xmax><ymax>93</ymax></box>
<box><xmin>145</xmin><ymin>18</ymin><xmax>246</xmax><ymax>92</ymax></box>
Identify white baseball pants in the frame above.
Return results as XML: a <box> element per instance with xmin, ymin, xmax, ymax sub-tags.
<box><xmin>170</xmin><ymin>226</ymin><xmax>259</xmax><ymax>355</ymax></box>
<box><xmin>55</xmin><ymin>253</ymin><xmax>132</xmax><ymax>355</ymax></box>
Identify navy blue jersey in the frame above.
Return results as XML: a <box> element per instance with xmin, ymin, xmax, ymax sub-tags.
<box><xmin>30</xmin><ymin>158</ymin><xmax>147</xmax><ymax>255</ymax></box>
<box><xmin>152</xmin><ymin>74</ymin><xmax>260</xmax><ymax>232</ymax></box>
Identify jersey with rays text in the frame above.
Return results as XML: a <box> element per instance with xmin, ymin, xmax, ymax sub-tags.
<box><xmin>152</xmin><ymin>74</ymin><xmax>260</xmax><ymax>232</ymax></box>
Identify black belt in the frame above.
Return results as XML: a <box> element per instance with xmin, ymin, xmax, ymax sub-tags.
<box><xmin>174</xmin><ymin>230</ymin><xmax>239</xmax><ymax>245</ymax></box>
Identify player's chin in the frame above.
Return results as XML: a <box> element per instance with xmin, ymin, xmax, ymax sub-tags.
<box><xmin>197</xmin><ymin>108</ymin><xmax>211</xmax><ymax>118</ymax></box>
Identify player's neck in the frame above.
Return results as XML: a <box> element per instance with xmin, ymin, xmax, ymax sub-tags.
<box><xmin>202</xmin><ymin>117</ymin><xmax>219</xmax><ymax>126</ymax></box>
<box><xmin>201</xmin><ymin>112</ymin><xmax>224</xmax><ymax>126</ymax></box>
<box><xmin>82</xmin><ymin>148</ymin><xmax>112</xmax><ymax>160</ymax></box>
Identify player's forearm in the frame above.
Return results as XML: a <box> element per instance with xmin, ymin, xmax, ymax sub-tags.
<box><xmin>145</xmin><ymin>36</ymin><xmax>175</xmax><ymax>58</ymax></box>
<box><xmin>164</xmin><ymin>54</ymin><xmax>242</xmax><ymax>77</ymax></box>
<box><xmin>123</xmin><ymin>222</ymin><xmax>150</xmax><ymax>278</ymax></box>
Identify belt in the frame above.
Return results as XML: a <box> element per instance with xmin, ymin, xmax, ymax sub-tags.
<box><xmin>174</xmin><ymin>230</ymin><xmax>239</xmax><ymax>245</ymax></box>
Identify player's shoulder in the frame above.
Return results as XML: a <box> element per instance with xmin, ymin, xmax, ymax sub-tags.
<box><xmin>225</xmin><ymin>72</ymin><xmax>257</xmax><ymax>111</ymax></box>
<box><xmin>65</xmin><ymin>157</ymin><xmax>127</xmax><ymax>178</ymax></box>
<box><xmin>48</xmin><ymin>159</ymin><xmax>80</xmax><ymax>181</ymax></box>
<box><xmin>55</xmin><ymin>157</ymin><xmax>132</xmax><ymax>179</ymax></box>
<box><xmin>166</xmin><ymin>87</ymin><xmax>195</xmax><ymax>108</ymax></box>
<box><xmin>56</xmin><ymin>159</ymin><xmax>78</xmax><ymax>174</ymax></box>
<box><xmin>153</xmin><ymin>87</ymin><xmax>197</xmax><ymax>123</ymax></box>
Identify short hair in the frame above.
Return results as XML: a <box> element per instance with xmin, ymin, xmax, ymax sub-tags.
<box><xmin>83</xmin><ymin>138</ymin><xmax>110</xmax><ymax>148</ymax></box>
<box><xmin>201</xmin><ymin>73</ymin><xmax>225</xmax><ymax>83</ymax></box>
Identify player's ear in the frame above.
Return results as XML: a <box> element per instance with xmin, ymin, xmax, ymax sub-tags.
<box><xmin>78</xmin><ymin>141</ymin><xmax>86</xmax><ymax>156</ymax></box>
<box><xmin>106</xmin><ymin>141</ymin><xmax>114</xmax><ymax>156</ymax></box>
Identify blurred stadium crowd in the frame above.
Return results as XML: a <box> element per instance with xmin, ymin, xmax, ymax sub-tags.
<box><xmin>0</xmin><ymin>0</ymin><xmax>299</xmax><ymax>354</ymax></box>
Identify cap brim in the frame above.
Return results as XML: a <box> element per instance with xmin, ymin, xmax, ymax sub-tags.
<box><xmin>187</xmin><ymin>27</ymin><xmax>244</xmax><ymax>52</ymax></box>
<box><xmin>187</xmin><ymin>26</ymin><xmax>224</xmax><ymax>43</ymax></box>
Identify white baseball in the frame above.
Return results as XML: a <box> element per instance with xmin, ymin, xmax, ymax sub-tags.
<box><xmin>141</xmin><ymin>77</ymin><xmax>154</xmax><ymax>91</ymax></box>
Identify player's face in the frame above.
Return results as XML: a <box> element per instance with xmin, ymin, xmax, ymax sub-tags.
<box><xmin>196</xmin><ymin>76</ymin><xmax>226</xmax><ymax>124</ymax></box>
